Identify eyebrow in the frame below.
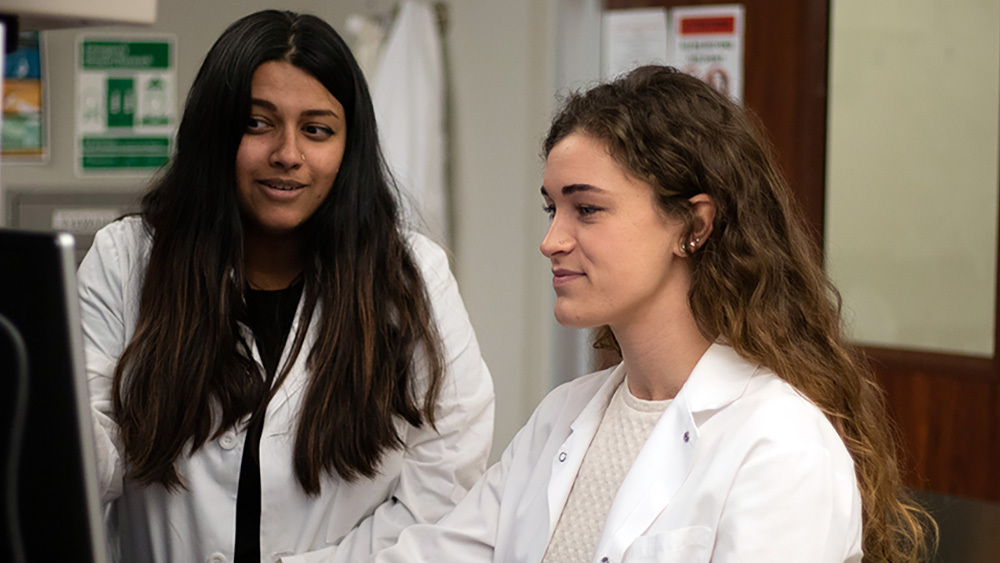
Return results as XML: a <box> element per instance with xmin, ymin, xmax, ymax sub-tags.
<box><xmin>250</xmin><ymin>98</ymin><xmax>340</xmax><ymax>118</ymax></box>
<box><xmin>540</xmin><ymin>183</ymin><xmax>608</xmax><ymax>198</ymax></box>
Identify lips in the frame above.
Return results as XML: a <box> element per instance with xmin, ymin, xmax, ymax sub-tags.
<box><xmin>258</xmin><ymin>179</ymin><xmax>306</xmax><ymax>191</ymax></box>
<box><xmin>552</xmin><ymin>268</ymin><xmax>584</xmax><ymax>287</ymax></box>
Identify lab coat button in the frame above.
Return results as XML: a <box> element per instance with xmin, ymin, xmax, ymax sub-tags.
<box><xmin>207</xmin><ymin>553</ymin><xmax>227</xmax><ymax>563</ymax></box>
<box><xmin>220</xmin><ymin>433</ymin><xmax>237</xmax><ymax>450</ymax></box>
<box><xmin>601</xmin><ymin>557</ymin><xmax>610</xmax><ymax>563</ymax></box>
<box><xmin>558</xmin><ymin>452</ymin><xmax>567</xmax><ymax>462</ymax></box>
<box><xmin>683</xmin><ymin>431</ymin><xmax>690</xmax><ymax>443</ymax></box>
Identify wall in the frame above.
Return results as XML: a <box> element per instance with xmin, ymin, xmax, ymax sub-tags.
<box><xmin>4</xmin><ymin>0</ymin><xmax>560</xmax><ymax>462</ymax></box>
<box><xmin>439</xmin><ymin>0</ymin><xmax>557</xmax><ymax>460</ymax></box>
<box><xmin>826</xmin><ymin>0</ymin><xmax>1000</xmax><ymax>356</ymax></box>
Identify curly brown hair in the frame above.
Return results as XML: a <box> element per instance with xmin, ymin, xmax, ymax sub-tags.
<box><xmin>543</xmin><ymin>65</ymin><xmax>935</xmax><ymax>562</ymax></box>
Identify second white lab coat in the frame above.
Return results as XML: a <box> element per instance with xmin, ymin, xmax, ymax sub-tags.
<box><xmin>371</xmin><ymin>0</ymin><xmax>449</xmax><ymax>247</ymax></box>
<box><xmin>369</xmin><ymin>343</ymin><xmax>863</xmax><ymax>563</ymax></box>
<box><xmin>78</xmin><ymin>217</ymin><xmax>495</xmax><ymax>563</ymax></box>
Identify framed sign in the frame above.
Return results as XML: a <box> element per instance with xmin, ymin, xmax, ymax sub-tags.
<box><xmin>75</xmin><ymin>34</ymin><xmax>177</xmax><ymax>175</ymax></box>
<box><xmin>3</xmin><ymin>31</ymin><xmax>46</xmax><ymax>161</ymax></box>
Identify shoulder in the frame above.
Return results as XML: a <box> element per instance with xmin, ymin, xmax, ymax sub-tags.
<box><xmin>91</xmin><ymin>215</ymin><xmax>151</xmax><ymax>258</ymax></box>
<box><xmin>688</xmin><ymin>344</ymin><xmax>844</xmax><ymax>453</ymax></box>
<box><xmin>744</xmin><ymin>372</ymin><xmax>838</xmax><ymax>439</ymax></box>
<box><xmin>81</xmin><ymin>215</ymin><xmax>151</xmax><ymax>278</ymax></box>
<box><xmin>685</xmin><ymin>345</ymin><xmax>853</xmax><ymax>470</ymax></box>
<box><xmin>402</xmin><ymin>230</ymin><xmax>450</xmax><ymax>286</ymax></box>
<box><xmin>403</xmin><ymin>230</ymin><xmax>447</xmax><ymax>264</ymax></box>
<box><xmin>716</xmin><ymin>368</ymin><xmax>855</xmax><ymax>473</ymax></box>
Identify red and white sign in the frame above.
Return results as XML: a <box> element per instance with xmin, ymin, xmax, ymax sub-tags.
<box><xmin>670</xmin><ymin>5</ymin><xmax>745</xmax><ymax>103</ymax></box>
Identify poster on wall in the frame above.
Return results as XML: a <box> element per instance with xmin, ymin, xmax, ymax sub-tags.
<box><xmin>670</xmin><ymin>5</ymin><xmax>745</xmax><ymax>103</ymax></box>
<box><xmin>75</xmin><ymin>34</ymin><xmax>177</xmax><ymax>175</ymax></box>
<box><xmin>601</xmin><ymin>8</ymin><xmax>669</xmax><ymax>80</ymax></box>
<box><xmin>3</xmin><ymin>31</ymin><xmax>46</xmax><ymax>161</ymax></box>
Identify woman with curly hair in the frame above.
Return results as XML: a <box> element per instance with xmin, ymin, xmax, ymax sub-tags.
<box><xmin>368</xmin><ymin>65</ymin><xmax>933</xmax><ymax>562</ymax></box>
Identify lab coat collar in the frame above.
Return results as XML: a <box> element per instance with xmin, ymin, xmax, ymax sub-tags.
<box><xmin>682</xmin><ymin>341</ymin><xmax>759</xmax><ymax>413</ymax></box>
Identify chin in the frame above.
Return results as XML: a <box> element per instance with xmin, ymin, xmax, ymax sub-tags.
<box><xmin>553</xmin><ymin>306</ymin><xmax>599</xmax><ymax>330</ymax></box>
<box><xmin>248</xmin><ymin>216</ymin><xmax>307</xmax><ymax>237</ymax></box>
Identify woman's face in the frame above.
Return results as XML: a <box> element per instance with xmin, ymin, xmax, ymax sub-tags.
<box><xmin>540</xmin><ymin>133</ymin><xmax>690</xmax><ymax>331</ymax></box>
<box><xmin>235</xmin><ymin>61</ymin><xmax>347</xmax><ymax>237</ymax></box>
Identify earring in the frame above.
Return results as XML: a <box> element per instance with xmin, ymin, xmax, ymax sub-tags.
<box><xmin>685</xmin><ymin>237</ymin><xmax>701</xmax><ymax>254</ymax></box>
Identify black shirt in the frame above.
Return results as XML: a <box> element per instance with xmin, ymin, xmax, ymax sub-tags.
<box><xmin>234</xmin><ymin>278</ymin><xmax>304</xmax><ymax>563</ymax></box>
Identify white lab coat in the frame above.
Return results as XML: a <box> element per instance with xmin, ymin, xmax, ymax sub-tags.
<box><xmin>369</xmin><ymin>343</ymin><xmax>863</xmax><ymax>563</ymax></box>
<box><xmin>371</xmin><ymin>0</ymin><xmax>449</xmax><ymax>248</ymax></box>
<box><xmin>77</xmin><ymin>217</ymin><xmax>494</xmax><ymax>563</ymax></box>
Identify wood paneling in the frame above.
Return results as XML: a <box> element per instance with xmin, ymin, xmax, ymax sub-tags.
<box><xmin>875</xmin><ymin>364</ymin><xmax>999</xmax><ymax>501</ymax></box>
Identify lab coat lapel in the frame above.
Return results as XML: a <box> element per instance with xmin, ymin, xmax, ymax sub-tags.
<box><xmin>544</xmin><ymin>366</ymin><xmax>626</xmax><ymax>543</ymax></box>
<box><xmin>595</xmin><ymin>343</ymin><xmax>756</xmax><ymax>562</ymax></box>
<box><xmin>596</xmin><ymin>388</ymin><xmax>698</xmax><ymax>563</ymax></box>
<box><xmin>504</xmin><ymin>367</ymin><xmax>622</xmax><ymax>563</ymax></box>
<box><xmin>263</xmin><ymin>292</ymin><xmax>315</xmax><ymax>429</ymax></box>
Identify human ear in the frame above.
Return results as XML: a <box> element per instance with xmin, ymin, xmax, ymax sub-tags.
<box><xmin>680</xmin><ymin>193</ymin><xmax>715</xmax><ymax>255</ymax></box>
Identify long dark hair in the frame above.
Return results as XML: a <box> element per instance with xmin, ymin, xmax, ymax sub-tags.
<box><xmin>544</xmin><ymin>66</ymin><xmax>935</xmax><ymax>561</ymax></box>
<box><xmin>113</xmin><ymin>10</ymin><xmax>445</xmax><ymax>494</ymax></box>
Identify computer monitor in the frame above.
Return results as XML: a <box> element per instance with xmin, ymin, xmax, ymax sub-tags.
<box><xmin>0</xmin><ymin>228</ymin><xmax>108</xmax><ymax>562</ymax></box>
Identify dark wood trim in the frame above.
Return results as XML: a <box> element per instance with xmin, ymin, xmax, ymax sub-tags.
<box><xmin>864</xmin><ymin>346</ymin><xmax>997</xmax><ymax>382</ymax></box>
<box><xmin>995</xmin><ymin>100</ymin><xmax>1000</xmax><ymax>362</ymax></box>
<box><xmin>795</xmin><ymin>0</ymin><xmax>830</xmax><ymax>248</ymax></box>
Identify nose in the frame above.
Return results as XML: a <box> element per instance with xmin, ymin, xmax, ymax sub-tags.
<box><xmin>270</xmin><ymin>127</ymin><xmax>303</xmax><ymax>169</ymax></box>
<box><xmin>540</xmin><ymin>214</ymin><xmax>572</xmax><ymax>258</ymax></box>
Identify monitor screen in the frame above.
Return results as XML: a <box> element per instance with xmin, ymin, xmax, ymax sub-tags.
<box><xmin>0</xmin><ymin>228</ymin><xmax>108</xmax><ymax>562</ymax></box>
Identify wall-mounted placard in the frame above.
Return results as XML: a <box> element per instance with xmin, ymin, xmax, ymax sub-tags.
<box><xmin>3</xmin><ymin>31</ymin><xmax>46</xmax><ymax>161</ymax></box>
<box><xmin>670</xmin><ymin>4</ymin><xmax>745</xmax><ymax>103</ymax></box>
<box><xmin>75</xmin><ymin>34</ymin><xmax>177</xmax><ymax>175</ymax></box>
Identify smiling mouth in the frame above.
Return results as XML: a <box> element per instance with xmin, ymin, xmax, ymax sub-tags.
<box><xmin>259</xmin><ymin>179</ymin><xmax>306</xmax><ymax>191</ymax></box>
<box><xmin>551</xmin><ymin>270</ymin><xmax>584</xmax><ymax>288</ymax></box>
<box><xmin>553</xmin><ymin>269</ymin><xmax>583</xmax><ymax>278</ymax></box>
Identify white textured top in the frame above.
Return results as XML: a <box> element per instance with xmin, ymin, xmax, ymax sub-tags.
<box><xmin>542</xmin><ymin>378</ymin><xmax>671</xmax><ymax>563</ymax></box>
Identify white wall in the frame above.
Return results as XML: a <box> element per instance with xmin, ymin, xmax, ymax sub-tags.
<box><xmin>826</xmin><ymin>0</ymin><xmax>999</xmax><ymax>357</ymax></box>
<box><xmin>444</xmin><ymin>0</ymin><xmax>557</xmax><ymax>459</ymax></box>
<box><xmin>5</xmin><ymin>0</ymin><xmax>563</xmax><ymax>461</ymax></box>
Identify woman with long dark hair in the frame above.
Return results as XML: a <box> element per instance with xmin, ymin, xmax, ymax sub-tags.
<box><xmin>369</xmin><ymin>65</ymin><xmax>934</xmax><ymax>562</ymax></box>
<box><xmin>78</xmin><ymin>10</ymin><xmax>493</xmax><ymax>562</ymax></box>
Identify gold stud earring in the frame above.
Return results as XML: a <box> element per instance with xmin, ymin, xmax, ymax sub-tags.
<box><xmin>685</xmin><ymin>237</ymin><xmax>701</xmax><ymax>254</ymax></box>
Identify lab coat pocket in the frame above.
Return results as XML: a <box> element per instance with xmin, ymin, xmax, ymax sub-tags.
<box><xmin>625</xmin><ymin>526</ymin><xmax>715</xmax><ymax>562</ymax></box>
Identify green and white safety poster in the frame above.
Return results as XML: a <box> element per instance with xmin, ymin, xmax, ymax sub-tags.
<box><xmin>75</xmin><ymin>35</ymin><xmax>176</xmax><ymax>174</ymax></box>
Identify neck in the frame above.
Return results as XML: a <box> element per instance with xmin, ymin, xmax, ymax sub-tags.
<box><xmin>243</xmin><ymin>228</ymin><xmax>304</xmax><ymax>290</ymax></box>
<box><xmin>611</xmin><ymin>282</ymin><xmax>712</xmax><ymax>401</ymax></box>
